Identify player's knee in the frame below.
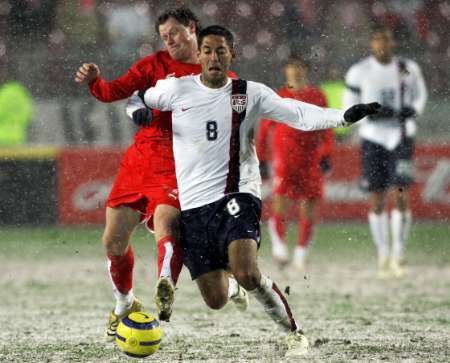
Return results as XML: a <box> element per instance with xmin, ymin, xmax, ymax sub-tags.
<box><xmin>233</xmin><ymin>269</ymin><xmax>260</xmax><ymax>291</ymax></box>
<box><xmin>203</xmin><ymin>292</ymin><xmax>228</xmax><ymax>310</ymax></box>
<box><xmin>102</xmin><ymin>231</ymin><xmax>128</xmax><ymax>256</ymax></box>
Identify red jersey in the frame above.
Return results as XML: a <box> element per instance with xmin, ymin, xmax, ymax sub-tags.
<box><xmin>89</xmin><ymin>50</ymin><xmax>201</xmax><ymax>142</ymax></box>
<box><xmin>256</xmin><ymin>85</ymin><xmax>334</xmax><ymax>163</ymax></box>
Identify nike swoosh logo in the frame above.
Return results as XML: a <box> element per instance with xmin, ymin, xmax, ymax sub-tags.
<box><xmin>181</xmin><ymin>107</ymin><xmax>192</xmax><ymax>112</ymax></box>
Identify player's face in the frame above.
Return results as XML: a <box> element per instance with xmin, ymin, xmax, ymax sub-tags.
<box><xmin>159</xmin><ymin>17</ymin><xmax>197</xmax><ymax>62</ymax></box>
<box><xmin>284</xmin><ymin>64</ymin><xmax>307</xmax><ymax>88</ymax></box>
<box><xmin>370</xmin><ymin>31</ymin><xmax>395</xmax><ymax>62</ymax></box>
<box><xmin>198</xmin><ymin>35</ymin><xmax>235</xmax><ymax>87</ymax></box>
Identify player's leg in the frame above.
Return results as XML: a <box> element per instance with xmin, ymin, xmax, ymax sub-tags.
<box><xmin>103</xmin><ymin>205</ymin><xmax>143</xmax><ymax>340</ymax></box>
<box><xmin>152</xmin><ymin>203</ymin><xmax>183</xmax><ymax>321</ymax></box>
<box><xmin>294</xmin><ymin>198</ymin><xmax>317</xmax><ymax>271</ymax></box>
<box><xmin>361</xmin><ymin>140</ymin><xmax>390</xmax><ymax>276</ymax></box>
<box><xmin>268</xmin><ymin>194</ymin><xmax>290</xmax><ymax>265</ymax></box>
<box><xmin>228</xmin><ymin>238</ymin><xmax>309</xmax><ymax>356</ymax></box>
<box><xmin>195</xmin><ymin>270</ymin><xmax>230</xmax><ymax>309</ymax></box>
<box><xmin>388</xmin><ymin>138</ymin><xmax>415</xmax><ymax>276</ymax></box>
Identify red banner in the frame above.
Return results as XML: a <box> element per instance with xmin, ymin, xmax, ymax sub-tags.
<box><xmin>58</xmin><ymin>148</ymin><xmax>122</xmax><ymax>224</ymax></box>
<box><xmin>57</xmin><ymin>144</ymin><xmax>450</xmax><ymax>224</ymax></box>
<box><xmin>263</xmin><ymin>144</ymin><xmax>450</xmax><ymax>221</ymax></box>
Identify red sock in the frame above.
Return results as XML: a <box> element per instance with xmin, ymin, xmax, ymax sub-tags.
<box><xmin>107</xmin><ymin>246</ymin><xmax>134</xmax><ymax>294</ymax></box>
<box><xmin>157</xmin><ymin>236</ymin><xmax>183</xmax><ymax>285</ymax></box>
<box><xmin>272</xmin><ymin>212</ymin><xmax>286</xmax><ymax>240</ymax></box>
<box><xmin>298</xmin><ymin>217</ymin><xmax>314</xmax><ymax>248</ymax></box>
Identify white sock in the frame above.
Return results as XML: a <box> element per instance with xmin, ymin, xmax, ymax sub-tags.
<box><xmin>113</xmin><ymin>289</ymin><xmax>134</xmax><ymax>316</ymax></box>
<box><xmin>248</xmin><ymin>274</ymin><xmax>298</xmax><ymax>332</ymax></box>
<box><xmin>368</xmin><ymin>212</ymin><xmax>389</xmax><ymax>260</ymax></box>
<box><xmin>268</xmin><ymin>218</ymin><xmax>288</xmax><ymax>257</ymax></box>
<box><xmin>228</xmin><ymin>276</ymin><xmax>239</xmax><ymax>298</ymax></box>
<box><xmin>293</xmin><ymin>246</ymin><xmax>308</xmax><ymax>267</ymax></box>
<box><xmin>391</xmin><ymin>209</ymin><xmax>412</xmax><ymax>260</ymax></box>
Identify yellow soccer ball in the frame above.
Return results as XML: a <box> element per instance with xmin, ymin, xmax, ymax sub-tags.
<box><xmin>116</xmin><ymin>312</ymin><xmax>162</xmax><ymax>358</ymax></box>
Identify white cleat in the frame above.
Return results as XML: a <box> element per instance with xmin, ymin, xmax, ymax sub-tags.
<box><xmin>155</xmin><ymin>276</ymin><xmax>175</xmax><ymax>322</ymax></box>
<box><xmin>230</xmin><ymin>284</ymin><xmax>249</xmax><ymax>312</ymax></box>
<box><xmin>285</xmin><ymin>330</ymin><xmax>309</xmax><ymax>357</ymax></box>
<box><xmin>377</xmin><ymin>256</ymin><xmax>391</xmax><ymax>279</ymax></box>
<box><xmin>390</xmin><ymin>258</ymin><xmax>407</xmax><ymax>278</ymax></box>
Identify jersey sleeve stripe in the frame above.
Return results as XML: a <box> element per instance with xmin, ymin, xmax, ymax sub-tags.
<box><xmin>345</xmin><ymin>83</ymin><xmax>361</xmax><ymax>94</ymax></box>
<box><xmin>225</xmin><ymin>79</ymin><xmax>247</xmax><ymax>194</ymax></box>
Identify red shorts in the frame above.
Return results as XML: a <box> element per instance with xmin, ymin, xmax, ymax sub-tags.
<box><xmin>107</xmin><ymin>139</ymin><xmax>179</xmax><ymax>229</ymax></box>
<box><xmin>272</xmin><ymin>150</ymin><xmax>324</xmax><ymax>200</ymax></box>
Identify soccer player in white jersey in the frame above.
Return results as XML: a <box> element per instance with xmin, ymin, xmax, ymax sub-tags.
<box><xmin>127</xmin><ymin>25</ymin><xmax>380</xmax><ymax>357</ymax></box>
<box><xmin>343</xmin><ymin>26</ymin><xmax>427</xmax><ymax>278</ymax></box>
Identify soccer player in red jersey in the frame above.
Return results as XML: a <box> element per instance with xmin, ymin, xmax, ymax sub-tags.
<box><xmin>257</xmin><ymin>56</ymin><xmax>335</xmax><ymax>271</ymax></box>
<box><xmin>74</xmin><ymin>7</ymin><xmax>210</xmax><ymax>338</ymax></box>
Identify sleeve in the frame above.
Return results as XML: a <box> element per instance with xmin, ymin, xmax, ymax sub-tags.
<box><xmin>409</xmin><ymin>61</ymin><xmax>428</xmax><ymax>115</ymax></box>
<box><xmin>342</xmin><ymin>65</ymin><xmax>361</xmax><ymax>109</ymax></box>
<box><xmin>256</xmin><ymin>83</ymin><xmax>347</xmax><ymax>130</ymax></box>
<box><xmin>143</xmin><ymin>78</ymin><xmax>176</xmax><ymax>112</ymax></box>
<box><xmin>125</xmin><ymin>91</ymin><xmax>146</xmax><ymax>119</ymax></box>
<box><xmin>255</xmin><ymin>118</ymin><xmax>276</xmax><ymax>162</ymax></box>
<box><xmin>88</xmin><ymin>58</ymin><xmax>153</xmax><ymax>102</ymax></box>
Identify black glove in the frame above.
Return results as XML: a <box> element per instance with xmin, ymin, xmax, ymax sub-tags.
<box><xmin>399</xmin><ymin>106</ymin><xmax>416</xmax><ymax>119</ymax></box>
<box><xmin>319</xmin><ymin>157</ymin><xmax>331</xmax><ymax>173</ymax></box>
<box><xmin>132</xmin><ymin>108</ymin><xmax>152</xmax><ymax>126</ymax></box>
<box><xmin>344</xmin><ymin>102</ymin><xmax>381</xmax><ymax>124</ymax></box>
<box><xmin>367</xmin><ymin>105</ymin><xmax>395</xmax><ymax>120</ymax></box>
<box><xmin>259</xmin><ymin>161</ymin><xmax>270</xmax><ymax>180</ymax></box>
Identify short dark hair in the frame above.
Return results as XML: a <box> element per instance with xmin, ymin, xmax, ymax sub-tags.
<box><xmin>198</xmin><ymin>25</ymin><xmax>234</xmax><ymax>49</ymax></box>
<box><xmin>156</xmin><ymin>6</ymin><xmax>201</xmax><ymax>36</ymax></box>
<box><xmin>286</xmin><ymin>55</ymin><xmax>309</xmax><ymax>70</ymax></box>
<box><xmin>370</xmin><ymin>24</ymin><xmax>393</xmax><ymax>38</ymax></box>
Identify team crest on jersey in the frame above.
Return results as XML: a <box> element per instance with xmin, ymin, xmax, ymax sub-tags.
<box><xmin>230</xmin><ymin>94</ymin><xmax>248</xmax><ymax>113</ymax></box>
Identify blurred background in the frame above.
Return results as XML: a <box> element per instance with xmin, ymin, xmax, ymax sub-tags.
<box><xmin>0</xmin><ymin>0</ymin><xmax>449</xmax><ymax>225</ymax></box>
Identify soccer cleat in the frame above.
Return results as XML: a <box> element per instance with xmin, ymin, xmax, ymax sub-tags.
<box><xmin>155</xmin><ymin>276</ymin><xmax>175</xmax><ymax>322</ymax></box>
<box><xmin>390</xmin><ymin>258</ymin><xmax>407</xmax><ymax>278</ymax></box>
<box><xmin>377</xmin><ymin>256</ymin><xmax>391</xmax><ymax>279</ymax></box>
<box><xmin>105</xmin><ymin>298</ymin><xmax>143</xmax><ymax>342</ymax></box>
<box><xmin>230</xmin><ymin>284</ymin><xmax>249</xmax><ymax>312</ymax></box>
<box><xmin>285</xmin><ymin>330</ymin><xmax>309</xmax><ymax>357</ymax></box>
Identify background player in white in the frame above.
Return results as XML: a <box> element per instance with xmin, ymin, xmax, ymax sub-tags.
<box><xmin>127</xmin><ymin>25</ymin><xmax>380</xmax><ymax>357</ymax></box>
<box><xmin>343</xmin><ymin>26</ymin><xmax>427</xmax><ymax>278</ymax></box>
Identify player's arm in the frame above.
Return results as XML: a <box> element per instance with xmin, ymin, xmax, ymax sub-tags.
<box><xmin>256</xmin><ymin>83</ymin><xmax>380</xmax><ymax>131</ymax></box>
<box><xmin>125</xmin><ymin>79</ymin><xmax>175</xmax><ymax>125</ymax></box>
<box><xmin>342</xmin><ymin>66</ymin><xmax>362</xmax><ymax>109</ymax></box>
<box><xmin>75</xmin><ymin>58</ymin><xmax>152</xmax><ymax>102</ymax></box>
<box><xmin>409</xmin><ymin>61</ymin><xmax>428</xmax><ymax>116</ymax></box>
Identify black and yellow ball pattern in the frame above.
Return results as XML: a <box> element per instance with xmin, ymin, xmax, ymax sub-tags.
<box><xmin>116</xmin><ymin>312</ymin><xmax>162</xmax><ymax>357</ymax></box>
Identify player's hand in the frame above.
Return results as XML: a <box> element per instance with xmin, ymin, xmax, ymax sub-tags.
<box><xmin>259</xmin><ymin>161</ymin><xmax>270</xmax><ymax>180</ymax></box>
<box><xmin>132</xmin><ymin>108</ymin><xmax>153</xmax><ymax>126</ymax></box>
<box><xmin>344</xmin><ymin>102</ymin><xmax>381</xmax><ymax>124</ymax></box>
<box><xmin>399</xmin><ymin>106</ymin><xmax>416</xmax><ymax>119</ymax></box>
<box><xmin>319</xmin><ymin>157</ymin><xmax>331</xmax><ymax>173</ymax></box>
<box><xmin>367</xmin><ymin>105</ymin><xmax>395</xmax><ymax>120</ymax></box>
<box><xmin>75</xmin><ymin>63</ymin><xmax>100</xmax><ymax>84</ymax></box>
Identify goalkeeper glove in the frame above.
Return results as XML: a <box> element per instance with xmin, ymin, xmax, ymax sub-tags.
<box><xmin>367</xmin><ymin>105</ymin><xmax>395</xmax><ymax>120</ymax></box>
<box><xmin>132</xmin><ymin>108</ymin><xmax>152</xmax><ymax>127</ymax></box>
<box><xmin>344</xmin><ymin>102</ymin><xmax>381</xmax><ymax>123</ymax></box>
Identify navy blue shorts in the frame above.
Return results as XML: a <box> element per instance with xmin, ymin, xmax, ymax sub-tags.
<box><xmin>180</xmin><ymin>193</ymin><xmax>261</xmax><ymax>280</ymax></box>
<box><xmin>360</xmin><ymin>138</ymin><xmax>415</xmax><ymax>192</ymax></box>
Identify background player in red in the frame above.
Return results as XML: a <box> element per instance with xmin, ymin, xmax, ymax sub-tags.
<box><xmin>74</xmin><ymin>7</ymin><xmax>201</xmax><ymax>337</ymax></box>
<box><xmin>257</xmin><ymin>56</ymin><xmax>335</xmax><ymax>271</ymax></box>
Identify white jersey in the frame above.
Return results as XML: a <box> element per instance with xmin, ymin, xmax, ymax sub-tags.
<box><xmin>127</xmin><ymin>75</ymin><xmax>347</xmax><ymax>210</ymax></box>
<box><xmin>343</xmin><ymin>56</ymin><xmax>427</xmax><ymax>150</ymax></box>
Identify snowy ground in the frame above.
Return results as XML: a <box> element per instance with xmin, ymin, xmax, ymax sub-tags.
<box><xmin>1</xmin><ymin>224</ymin><xmax>449</xmax><ymax>362</ymax></box>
